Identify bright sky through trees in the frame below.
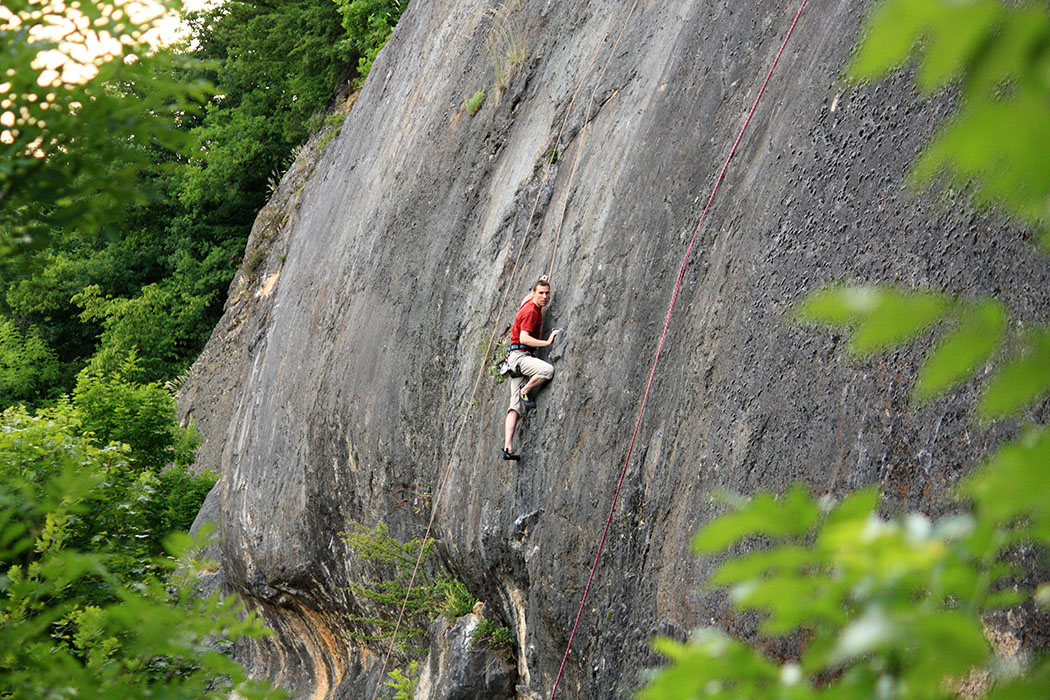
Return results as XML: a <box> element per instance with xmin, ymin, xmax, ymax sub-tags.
<box><xmin>0</xmin><ymin>0</ymin><xmax>211</xmax><ymax>87</ymax></box>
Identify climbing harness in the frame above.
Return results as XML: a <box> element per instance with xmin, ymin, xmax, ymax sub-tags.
<box><xmin>501</xmin><ymin>343</ymin><xmax>535</xmax><ymax>377</ymax></box>
<box><xmin>547</xmin><ymin>2</ymin><xmax>809</xmax><ymax>698</ymax></box>
<box><xmin>499</xmin><ymin>357</ymin><xmax>523</xmax><ymax>378</ymax></box>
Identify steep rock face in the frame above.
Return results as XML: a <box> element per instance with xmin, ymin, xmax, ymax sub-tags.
<box><xmin>179</xmin><ymin>1</ymin><xmax>1049</xmax><ymax>698</ymax></box>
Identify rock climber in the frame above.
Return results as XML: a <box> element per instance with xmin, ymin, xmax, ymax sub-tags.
<box><xmin>502</xmin><ymin>276</ymin><xmax>561</xmax><ymax>461</ymax></box>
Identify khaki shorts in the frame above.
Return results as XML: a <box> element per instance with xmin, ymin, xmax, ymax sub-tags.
<box><xmin>506</xmin><ymin>350</ymin><xmax>554</xmax><ymax>415</ymax></box>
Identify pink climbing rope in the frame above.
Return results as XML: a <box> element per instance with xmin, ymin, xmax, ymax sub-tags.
<box><xmin>546</xmin><ymin>1</ymin><xmax>809</xmax><ymax>697</ymax></box>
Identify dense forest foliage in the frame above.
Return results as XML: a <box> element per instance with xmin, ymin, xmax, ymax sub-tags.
<box><xmin>1</xmin><ymin>0</ymin><xmax>404</xmax><ymax>695</ymax></box>
<box><xmin>1</xmin><ymin>0</ymin><xmax>405</xmax><ymax>405</ymax></box>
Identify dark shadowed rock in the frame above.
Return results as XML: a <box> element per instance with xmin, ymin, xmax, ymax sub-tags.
<box><xmin>178</xmin><ymin>0</ymin><xmax>1049</xmax><ymax>698</ymax></box>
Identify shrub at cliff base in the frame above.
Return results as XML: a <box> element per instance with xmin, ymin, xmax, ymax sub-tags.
<box><xmin>0</xmin><ymin>401</ymin><xmax>281</xmax><ymax>698</ymax></box>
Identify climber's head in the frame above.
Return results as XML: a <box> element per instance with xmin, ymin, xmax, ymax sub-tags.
<box><xmin>531</xmin><ymin>278</ymin><xmax>551</xmax><ymax>307</ymax></box>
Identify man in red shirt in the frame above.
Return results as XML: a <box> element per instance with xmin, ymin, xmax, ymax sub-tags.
<box><xmin>503</xmin><ymin>277</ymin><xmax>562</xmax><ymax>460</ymax></box>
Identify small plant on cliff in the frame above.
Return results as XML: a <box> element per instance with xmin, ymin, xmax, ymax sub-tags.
<box><xmin>341</xmin><ymin>521</ymin><xmax>471</xmax><ymax>653</ymax></box>
<box><xmin>485</xmin><ymin>0</ymin><xmax>527</xmax><ymax>91</ymax></box>
<box><xmin>485</xmin><ymin>337</ymin><xmax>511</xmax><ymax>385</ymax></box>
<box><xmin>442</xmin><ymin>578</ymin><xmax>478</xmax><ymax>620</ymax></box>
<box><xmin>383</xmin><ymin>661</ymin><xmax>419</xmax><ymax>700</ymax></box>
<box><xmin>472</xmin><ymin>618</ymin><xmax>515</xmax><ymax>652</ymax></box>
<box><xmin>465</xmin><ymin>89</ymin><xmax>487</xmax><ymax>116</ymax></box>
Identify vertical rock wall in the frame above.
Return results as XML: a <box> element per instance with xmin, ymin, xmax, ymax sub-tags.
<box><xmin>179</xmin><ymin>0</ymin><xmax>1049</xmax><ymax>697</ymax></box>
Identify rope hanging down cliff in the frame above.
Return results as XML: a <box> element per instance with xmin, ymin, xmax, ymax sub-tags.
<box><xmin>547</xmin><ymin>2</ymin><xmax>808</xmax><ymax>698</ymax></box>
<box><xmin>364</xmin><ymin>2</ymin><xmax>642</xmax><ymax>698</ymax></box>
<box><xmin>367</xmin><ymin>0</ymin><xmax>808</xmax><ymax>695</ymax></box>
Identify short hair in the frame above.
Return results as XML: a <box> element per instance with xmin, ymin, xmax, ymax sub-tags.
<box><xmin>533</xmin><ymin>278</ymin><xmax>551</xmax><ymax>291</ymax></box>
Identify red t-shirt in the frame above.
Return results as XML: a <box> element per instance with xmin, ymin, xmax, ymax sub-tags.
<box><xmin>510</xmin><ymin>301</ymin><xmax>542</xmax><ymax>346</ymax></box>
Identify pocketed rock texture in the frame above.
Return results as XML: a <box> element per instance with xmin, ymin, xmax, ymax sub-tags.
<box><xmin>178</xmin><ymin>0</ymin><xmax>1050</xmax><ymax>698</ymax></box>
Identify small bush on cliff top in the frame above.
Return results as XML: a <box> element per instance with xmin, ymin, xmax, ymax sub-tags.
<box><xmin>472</xmin><ymin>617</ymin><xmax>515</xmax><ymax>652</ymax></box>
<box><xmin>641</xmin><ymin>2</ymin><xmax>1050</xmax><ymax>699</ymax></box>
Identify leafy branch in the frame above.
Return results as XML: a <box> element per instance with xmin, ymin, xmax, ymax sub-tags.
<box><xmin>341</xmin><ymin>521</ymin><xmax>475</xmax><ymax>654</ymax></box>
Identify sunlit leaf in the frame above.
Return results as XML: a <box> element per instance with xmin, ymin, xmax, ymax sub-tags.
<box><xmin>710</xmin><ymin>545</ymin><xmax>813</xmax><ymax>585</ymax></box>
<box><xmin>832</xmin><ymin>609</ymin><xmax>899</xmax><ymax>663</ymax></box>
<box><xmin>915</xmin><ymin>299</ymin><xmax>1005</xmax><ymax>401</ymax></box>
<box><xmin>916</xmin><ymin>2</ymin><xmax>1000</xmax><ymax>92</ymax></box>
<box><xmin>906</xmin><ymin>610</ymin><xmax>988</xmax><ymax>689</ymax></box>
<box><xmin>796</xmin><ymin>285</ymin><xmax>884</xmax><ymax>325</ymax></box>
<box><xmin>983</xmin><ymin>589</ymin><xmax>1024</xmax><ymax>609</ymax></box>
<box><xmin>693</xmin><ymin>484</ymin><xmax>818</xmax><ymax>554</ymax></box>
<box><xmin>641</xmin><ymin>630</ymin><xmax>781</xmax><ymax>700</ymax></box>
<box><xmin>965</xmin><ymin>8</ymin><xmax>1050</xmax><ymax>97</ymax></box>
<box><xmin>984</xmin><ymin>659</ymin><xmax>1050</xmax><ymax>700</ymax></box>
<box><xmin>796</xmin><ymin>285</ymin><xmax>949</xmax><ymax>355</ymax></box>
<box><xmin>916</xmin><ymin>93</ymin><xmax>1050</xmax><ymax>235</ymax></box>
<box><xmin>848</xmin><ymin>0</ymin><xmax>934</xmax><ymax>82</ymax></box>
<box><xmin>825</xmin><ymin>486</ymin><xmax>880</xmax><ymax>527</ymax></box>
<box><xmin>964</xmin><ymin>425</ymin><xmax>1050</xmax><ymax>542</ymax></box>
<box><xmin>978</xmin><ymin>327</ymin><xmax>1050</xmax><ymax>419</ymax></box>
<box><xmin>850</xmin><ymin>289</ymin><xmax>950</xmax><ymax>354</ymax></box>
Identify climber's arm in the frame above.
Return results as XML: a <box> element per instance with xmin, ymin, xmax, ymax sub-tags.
<box><xmin>520</xmin><ymin>329</ymin><xmax>560</xmax><ymax>348</ymax></box>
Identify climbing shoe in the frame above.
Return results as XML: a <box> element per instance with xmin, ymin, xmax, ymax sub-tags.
<box><xmin>502</xmin><ymin>448</ymin><xmax>521</xmax><ymax>461</ymax></box>
<box><xmin>520</xmin><ymin>391</ymin><xmax>536</xmax><ymax>409</ymax></box>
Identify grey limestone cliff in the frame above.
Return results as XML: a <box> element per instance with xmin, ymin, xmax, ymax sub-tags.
<box><xmin>178</xmin><ymin>0</ymin><xmax>1049</xmax><ymax>698</ymax></box>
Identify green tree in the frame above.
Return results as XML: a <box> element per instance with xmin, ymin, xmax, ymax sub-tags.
<box><xmin>642</xmin><ymin>1</ymin><xmax>1050</xmax><ymax>698</ymax></box>
<box><xmin>2</xmin><ymin>0</ymin><xmax>406</xmax><ymax>401</ymax></box>
<box><xmin>1</xmin><ymin>3</ymin><xmax>281</xmax><ymax>695</ymax></box>
<box><xmin>0</xmin><ymin>393</ymin><xmax>254</xmax><ymax>698</ymax></box>
<box><xmin>71</xmin><ymin>351</ymin><xmax>199</xmax><ymax>472</ymax></box>
<box><xmin>332</xmin><ymin>0</ymin><xmax>408</xmax><ymax>87</ymax></box>
<box><xmin>0</xmin><ymin>402</ymin><xmax>198</xmax><ymax>586</ymax></box>
<box><xmin>342</xmin><ymin>521</ymin><xmax>453</xmax><ymax>653</ymax></box>
<box><xmin>0</xmin><ymin>317</ymin><xmax>61</xmax><ymax>406</ymax></box>
<box><xmin>0</xmin><ymin>0</ymin><xmax>209</xmax><ymax>253</ymax></box>
<box><xmin>73</xmin><ymin>282</ymin><xmax>212</xmax><ymax>383</ymax></box>
<box><xmin>0</xmin><ymin>465</ymin><xmax>278</xmax><ymax>700</ymax></box>
<box><xmin>177</xmin><ymin>0</ymin><xmax>350</xmax><ymax>227</ymax></box>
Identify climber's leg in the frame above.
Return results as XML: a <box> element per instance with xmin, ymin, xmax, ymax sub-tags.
<box><xmin>504</xmin><ymin>409</ymin><xmax>521</xmax><ymax>459</ymax></box>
